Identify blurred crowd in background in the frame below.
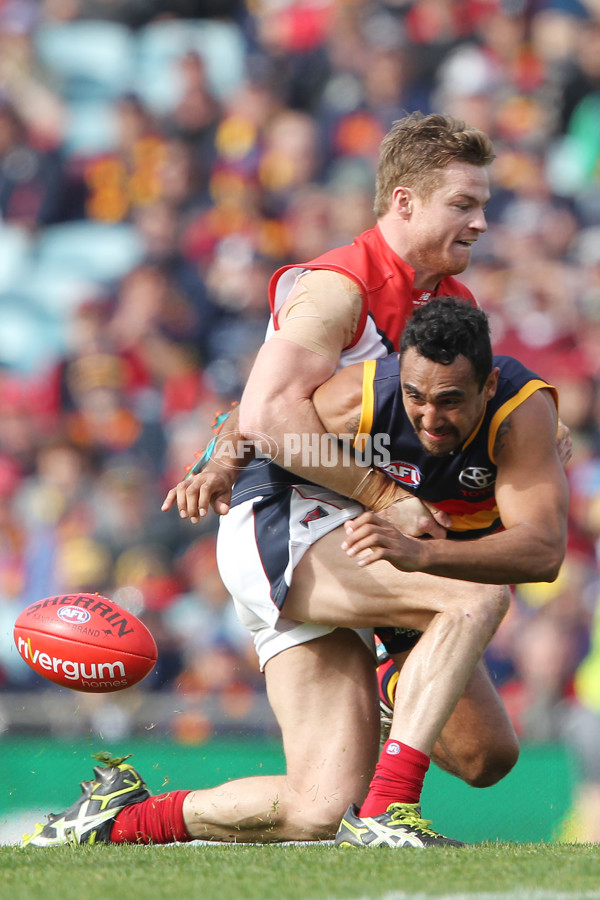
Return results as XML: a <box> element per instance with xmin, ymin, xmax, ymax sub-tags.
<box><xmin>1</xmin><ymin>0</ymin><xmax>600</xmax><ymax>836</ymax></box>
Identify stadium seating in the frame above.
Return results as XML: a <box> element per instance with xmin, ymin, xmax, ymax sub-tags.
<box><xmin>62</xmin><ymin>100</ymin><xmax>121</xmax><ymax>156</ymax></box>
<box><xmin>34</xmin><ymin>221</ymin><xmax>144</xmax><ymax>284</ymax></box>
<box><xmin>33</xmin><ymin>20</ymin><xmax>136</xmax><ymax>102</ymax></box>
<box><xmin>0</xmin><ymin>224</ymin><xmax>32</xmax><ymax>294</ymax></box>
<box><xmin>0</xmin><ymin>295</ymin><xmax>65</xmax><ymax>373</ymax></box>
<box><xmin>134</xmin><ymin>18</ymin><xmax>246</xmax><ymax>113</ymax></box>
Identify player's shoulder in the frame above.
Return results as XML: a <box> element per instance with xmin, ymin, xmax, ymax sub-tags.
<box><xmin>299</xmin><ymin>267</ymin><xmax>359</xmax><ymax>292</ymax></box>
<box><xmin>373</xmin><ymin>352</ymin><xmax>401</xmax><ymax>380</ymax></box>
<box><xmin>494</xmin><ymin>354</ymin><xmax>550</xmax><ymax>388</ymax></box>
<box><xmin>491</xmin><ymin>356</ymin><xmax>557</xmax><ymax>439</ymax></box>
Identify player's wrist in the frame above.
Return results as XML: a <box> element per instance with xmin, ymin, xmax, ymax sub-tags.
<box><xmin>351</xmin><ymin>467</ymin><xmax>406</xmax><ymax>512</ymax></box>
<box><xmin>201</xmin><ymin>462</ymin><xmax>237</xmax><ymax>486</ymax></box>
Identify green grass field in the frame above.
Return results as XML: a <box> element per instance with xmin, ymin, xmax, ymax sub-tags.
<box><xmin>0</xmin><ymin>736</ymin><xmax>580</xmax><ymax>846</ymax></box>
<box><xmin>1</xmin><ymin>842</ymin><xmax>600</xmax><ymax>900</ymax></box>
<box><xmin>2</xmin><ymin>737</ymin><xmax>598</xmax><ymax>899</ymax></box>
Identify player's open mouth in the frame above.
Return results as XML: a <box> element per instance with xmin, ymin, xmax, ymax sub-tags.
<box><xmin>422</xmin><ymin>428</ymin><xmax>452</xmax><ymax>444</ymax></box>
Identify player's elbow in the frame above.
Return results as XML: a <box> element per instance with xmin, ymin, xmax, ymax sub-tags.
<box><xmin>542</xmin><ymin>558</ymin><xmax>565</xmax><ymax>584</ymax></box>
<box><xmin>538</xmin><ymin>559</ymin><xmax>564</xmax><ymax>584</ymax></box>
<box><xmin>529</xmin><ymin>538</ymin><xmax>566</xmax><ymax>583</ymax></box>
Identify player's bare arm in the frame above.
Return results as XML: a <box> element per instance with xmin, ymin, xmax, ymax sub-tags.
<box><xmin>162</xmin><ymin>352</ymin><xmax>407</xmax><ymax>522</ymax></box>
<box><xmin>238</xmin><ymin>275</ymin><xmax>409</xmax><ymax>511</ymax></box>
<box><xmin>162</xmin><ymin>270</ymin><xmax>358</xmax><ymax>522</ymax></box>
<box><xmin>239</xmin><ymin>270</ymin><xmax>357</xmax><ymax>449</ymax></box>
<box><xmin>161</xmin><ymin>302</ymin><xmax>399</xmax><ymax>519</ymax></box>
<box><xmin>342</xmin><ymin>388</ymin><xmax>568</xmax><ymax>583</ymax></box>
<box><xmin>164</xmin><ymin>353</ymin><xmax>569</xmax><ymax>532</ymax></box>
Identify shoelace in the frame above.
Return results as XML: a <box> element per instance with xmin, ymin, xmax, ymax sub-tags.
<box><xmin>387</xmin><ymin>803</ymin><xmax>438</xmax><ymax>836</ymax></box>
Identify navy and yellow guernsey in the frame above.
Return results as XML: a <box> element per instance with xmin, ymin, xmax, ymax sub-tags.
<box><xmin>357</xmin><ymin>353</ymin><xmax>558</xmax><ymax>541</ymax></box>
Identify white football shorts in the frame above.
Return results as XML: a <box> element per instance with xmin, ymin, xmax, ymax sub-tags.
<box><xmin>216</xmin><ymin>483</ymin><xmax>375</xmax><ymax>670</ymax></box>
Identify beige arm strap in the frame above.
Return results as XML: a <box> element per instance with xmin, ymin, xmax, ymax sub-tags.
<box><xmin>270</xmin><ymin>269</ymin><xmax>363</xmax><ymax>362</ymax></box>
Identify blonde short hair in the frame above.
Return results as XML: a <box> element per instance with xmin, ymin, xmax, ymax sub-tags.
<box><xmin>374</xmin><ymin>111</ymin><xmax>495</xmax><ymax>217</ymax></box>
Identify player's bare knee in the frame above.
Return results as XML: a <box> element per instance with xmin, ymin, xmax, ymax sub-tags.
<box><xmin>291</xmin><ymin>798</ymin><xmax>348</xmax><ymax>840</ymax></box>
<box><xmin>465</xmin><ymin>736</ymin><xmax>520</xmax><ymax>788</ymax></box>
<box><xmin>459</xmin><ymin>584</ymin><xmax>509</xmax><ymax>639</ymax></box>
<box><xmin>483</xmin><ymin>585</ymin><xmax>510</xmax><ymax>633</ymax></box>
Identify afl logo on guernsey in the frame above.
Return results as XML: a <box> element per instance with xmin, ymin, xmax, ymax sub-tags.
<box><xmin>459</xmin><ymin>467</ymin><xmax>495</xmax><ymax>489</ymax></box>
<box><xmin>381</xmin><ymin>461</ymin><xmax>422</xmax><ymax>486</ymax></box>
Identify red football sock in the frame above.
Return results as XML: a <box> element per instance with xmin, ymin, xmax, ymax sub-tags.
<box><xmin>359</xmin><ymin>740</ymin><xmax>430</xmax><ymax>817</ymax></box>
<box><xmin>110</xmin><ymin>790</ymin><xmax>192</xmax><ymax>844</ymax></box>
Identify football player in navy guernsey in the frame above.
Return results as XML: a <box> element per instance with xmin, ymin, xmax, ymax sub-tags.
<box><xmin>272</xmin><ymin>297</ymin><xmax>568</xmax><ymax>847</ymax></box>
<box><xmin>23</xmin><ymin>299</ymin><xmax>568</xmax><ymax>850</ymax></box>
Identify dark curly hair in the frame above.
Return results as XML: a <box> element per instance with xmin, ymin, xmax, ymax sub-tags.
<box><xmin>400</xmin><ymin>298</ymin><xmax>493</xmax><ymax>389</ymax></box>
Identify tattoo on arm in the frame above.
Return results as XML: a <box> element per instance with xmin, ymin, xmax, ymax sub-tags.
<box><xmin>493</xmin><ymin>418</ymin><xmax>512</xmax><ymax>457</ymax></box>
<box><xmin>344</xmin><ymin>413</ymin><xmax>361</xmax><ymax>437</ymax></box>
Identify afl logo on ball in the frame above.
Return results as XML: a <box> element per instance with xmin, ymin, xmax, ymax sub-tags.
<box><xmin>57</xmin><ymin>607</ymin><xmax>92</xmax><ymax>624</ymax></box>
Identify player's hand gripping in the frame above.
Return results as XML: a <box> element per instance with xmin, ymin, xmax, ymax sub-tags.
<box><xmin>341</xmin><ymin>510</ymin><xmax>426</xmax><ymax>570</ymax></box>
<box><xmin>377</xmin><ymin>494</ymin><xmax>451</xmax><ymax>539</ymax></box>
<box><xmin>556</xmin><ymin>418</ymin><xmax>572</xmax><ymax>467</ymax></box>
<box><xmin>161</xmin><ymin>470</ymin><xmax>234</xmax><ymax>523</ymax></box>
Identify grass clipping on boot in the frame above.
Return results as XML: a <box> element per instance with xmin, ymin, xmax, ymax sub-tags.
<box><xmin>91</xmin><ymin>751</ymin><xmax>133</xmax><ymax>768</ymax></box>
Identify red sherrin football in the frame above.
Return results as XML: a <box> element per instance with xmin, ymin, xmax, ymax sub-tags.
<box><xmin>13</xmin><ymin>594</ymin><xmax>158</xmax><ymax>692</ymax></box>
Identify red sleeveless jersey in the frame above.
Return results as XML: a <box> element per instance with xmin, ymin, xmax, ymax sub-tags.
<box><xmin>268</xmin><ymin>225</ymin><xmax>476</xmax><ymax>368</ymax></box>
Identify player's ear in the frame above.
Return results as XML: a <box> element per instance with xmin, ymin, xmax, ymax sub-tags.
<box><xmin>483</xmin><ymin>367</ymin><xmax>499</xmax><ymax>401</ymax></box>
<box><xmin>391</xmin><ymin>186</ymin><xmax>413</xmax><ymax>219</ymax></box>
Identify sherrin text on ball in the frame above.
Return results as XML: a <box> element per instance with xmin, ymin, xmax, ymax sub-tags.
<box><xmin>13</xmin><ymin>593</ymin><xmax>157</xmax><ymax>692</ymax></box>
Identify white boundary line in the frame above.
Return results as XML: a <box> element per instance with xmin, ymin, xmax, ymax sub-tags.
<box><xmin>352</xmin><ymin>893</ymin><xmax>600</xmax><ymax>900</ymax></box>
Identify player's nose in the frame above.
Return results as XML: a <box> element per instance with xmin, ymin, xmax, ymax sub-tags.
<box><xmin>470</xmin><ymin>206</ymin><xmax>487</xmax><ymax>233</ymax></box>
<box><xmin>421</xmin><ymin>406</ymin><xmax>445</xmax><ymax>433</ymax></box>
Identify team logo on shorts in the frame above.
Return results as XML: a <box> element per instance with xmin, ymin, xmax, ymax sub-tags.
<box><xmin>300</xmin><ymin>506</ymin><xmax>329</xmax><ymax>528</ymax></box>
